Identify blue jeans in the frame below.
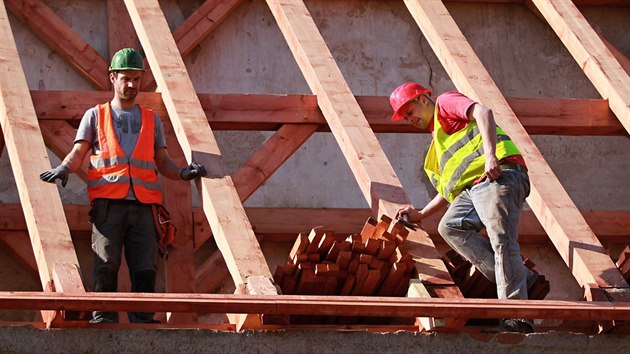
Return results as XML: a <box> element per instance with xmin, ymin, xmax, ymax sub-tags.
<box><xmin>438</xmin><ymin>169</ymin><xmax>531</xmax><ymax>299</ymax></box>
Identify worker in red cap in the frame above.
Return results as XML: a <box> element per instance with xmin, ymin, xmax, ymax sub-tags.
<box><xmin>391</xmin><ymin>82</ymin><xmax>538</xmax><ymax>333</ymax></box>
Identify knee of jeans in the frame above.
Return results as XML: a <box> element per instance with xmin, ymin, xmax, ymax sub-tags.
<box><xmin>437</xmin><ymin>217</ymin><xmax>451</xmax><ymax>239</ymax></box>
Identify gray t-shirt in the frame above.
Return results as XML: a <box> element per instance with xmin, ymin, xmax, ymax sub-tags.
<box><xmin>75</xmin><ymin>103</ymin><xmax>167</xmax><ymax>199</ymax></box>
<box><xmin>75</xmin><ymin>104</ymin><xmax>166</xmax><ymax>154</ymax></box>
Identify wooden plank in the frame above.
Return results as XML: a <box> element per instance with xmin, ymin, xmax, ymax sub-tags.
<box><xmin>531</xmin><ymin>0</ymin><xmax>630</xmax><ymax>134</ymax></box>
<box><xmin>2</xmin><ymin>204</ymin><xmax>630</xmax><ymax>244</ymax></box>
<box><xmin>263</xmin><ymin>1</ymin><xmax>461</xmax><ymax>331</ymax></box>
<box><xmin>0</xmin><ymin>291</ymin><xmax>629</xmax><ymax>321</ymax></box>
<box><xmin>107</xmin><ymin>0</ymin><xmax>141</xmax><ymax>56</ymax></box>
<box><xmin>0</xmin><ymin>0</ymin><xmax>82</xmax><ymax>291</ymax></box>
<box><xmin>124</xmin><ymin>0</ymin><xmax>276</xmax><ymax>329</ymax></box>
<box><xmin>29</xmin><ymin>91</ymin><xmax>625</xmax><ymax>135</ymax></box>
<box><xmin>173</xmin><ymin>0</ymin><xmax>245</xmax><ymax>57</ymax></box>
<box><xmin>404</xmin><ymin>0</ymin><xmax>628</xmax><ymax>294</ymax></box>
<box><xmin>232</xmin><ymin>124</ymin><xmax>317</xmax><ymax>201</ymax></box>
<box><xmin>161</xmin><ymin>120</ymin><xmax>195</xmax><ymax>324</ymax></box>
<box><xmin>125</xmin><ymin>0</ymin><xmax>272</xmax><ymax>284</ymax></box>
<box><xmin>140</xmin><ymin>0</ymin><xmax>245</xmax><ymax>90</ymax></box>
<box><xmin>38</xmin><ymin>121</ymin><xmax>88</xmax><ymax>182</ymax></box>
<box><xmin>0</xmin><ymin>231</ymin><xmax>39</xmax><ymax>279</ymax></box>
<box><xmin>4</xmin><ymin>0</ymin><xmax>110</xmax><ymax>90</ymax></box>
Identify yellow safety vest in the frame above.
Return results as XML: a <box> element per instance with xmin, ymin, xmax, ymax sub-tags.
<box><xmin>424</xmin><ymin>106</ymin><xmax>521</xmax><ymax>202</ymax></box>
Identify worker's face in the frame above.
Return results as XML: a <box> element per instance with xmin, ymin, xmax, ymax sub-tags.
<box><xmin>111</xmin><ymin>70</ymin><xmax>142</xmax><ymax>101</ymax></box>
<box><xmin>402</xmin><ymin>95</ymin><xmax>433</xmax><ymax>129</ymax></box>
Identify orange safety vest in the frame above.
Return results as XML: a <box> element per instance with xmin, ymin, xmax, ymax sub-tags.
<box><xmin>87</xmin><ymin>103</ymin><xmax>162</xmax><ymax>204</ymax></box>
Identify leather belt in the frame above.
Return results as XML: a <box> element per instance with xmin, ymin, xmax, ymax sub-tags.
<box><xmin>500</xmin><ymin>162</ymin><xmax>528</xmax><ymax>173</ymax></box>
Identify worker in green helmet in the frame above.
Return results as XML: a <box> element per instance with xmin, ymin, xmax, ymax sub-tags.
<box><xmin>40</xmin><ymin>48</ymin><xmax>207</xmax><ymax>324</ymax></box>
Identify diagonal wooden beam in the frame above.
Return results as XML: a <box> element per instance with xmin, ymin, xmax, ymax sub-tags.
<box><xmin>0</xmin><ymin>231</ymin><xmax>39</xmax><ymax>280</ymax></box>
<box><xmin>124</xmin><ymin>0</ymin><xmax>275</xmax><ymax>293</ymax></box>
<box><xmin>38</xmin><ymin>120</ymin><xmax>88</xmax><ymax>182</ymax></box>
<box><xmin>192</xmin><ymin>124</ymin><xmax>318</xmax><ymax>292</ymax></box>
<box><xmin>195</xmin><ymin>123</ymin><xmax>318</xmax><ymax>249</ymax></box>
<box><xmin>530</xmin><ymin>0</ymin><xmax>630</xmax><ymax>135</ymax></box>
<box><xmin>140</xmin><ymin>0</ymin><xmax>245</xmax><ymax>90</ymax></box>
<box><xmin>4</xmin><ymin>0</ymin><xmax>110</xmax><ymax>91</ymax></box>
<box><xmin>173</xmin><ymin>0</ymin><xmax>245</xmax><ymax>57</ymax></box>
<box><xmin>0</xmin><ymin>0</ymin><xmax>83</xmax><ymax>325</ymax></box>
<box><xmin>265</xmin><ymin>0</ymin><xmax>464</xmax><ymax>331</ymax></box>
<box><xmin>404</xmin><ymin>0</ymin><xmax>629</xmax><ymax>301</ymax></box>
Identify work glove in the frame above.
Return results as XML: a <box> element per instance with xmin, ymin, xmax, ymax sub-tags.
<box><xmin>39</xmin><ymin>165</ymin><xmax>70</xmax><ymax>187</ymax></box>
<box><xmin>180</xmin><ymin>162</ymin><xmax>207</xmax><ymax>181</ymax></box>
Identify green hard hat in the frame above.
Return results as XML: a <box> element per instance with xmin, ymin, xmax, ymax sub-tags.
<box><xmin>108</xmin><ymin>48</ymin><xmax>145</xmax><ymax>71</ymax></box>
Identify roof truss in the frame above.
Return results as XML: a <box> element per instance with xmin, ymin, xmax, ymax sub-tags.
<box><xmin>0</xmin><ymin>0</ymin><xmax>629</xmax><ymax>332</ymax></box>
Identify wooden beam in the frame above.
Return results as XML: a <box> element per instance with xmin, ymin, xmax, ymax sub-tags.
<box><xmin>124</xmin><ymin>0</ymin><xmax>275</xmax><ymax>304</ymax></box>
<box><xmin>161</xmin><ymin>119</ymin><xmax>196</xmax><ymax>324</ymax></box>
<box><xmin>29</xmin><ymin>91</ymin><xmax>626</xmax><ymax>135</ymax></box>
<box><xmin>107</xmin><ymin>0</ymin><xmax>141</xmax><ymax>54</ymax></box>
<box><xmin>403</xmin><ymin>0</ymin><xmax>629</xmax><ymax>299</ymax></box>
<box><xmin>38</xmin><ymin>120</ymin><xmax>88</xmax><ymax>182</ymax></box>
<box><xmin>531</xmin><ymin>0</ymin><xmax>630</xmax><ymax>135</ymax></box>
<box><xmin>173</xmin><ymin>0</ymin><xmax>245</xmax><ymax>57</ymax></box>
<box><xmin>4</xmin><ymin>0</ymin><xmax>110</xmax><ymax>90</ymax></box>
<box><xmin>233</xmin><ymin>124</ymin><xmax>317</xmax><ymax>201</ymax></box>
<box><xmin>138</xmin><ymin>0</ymin><xmax>245</xmax><ymax>90</ymax></box>
<box><xmin>266</xmin><ymin>0</ymin><xmax>464</xmax><ymax>331</ymax></box>
<box><xmin>2</xmin><ymin>204</ymin><xmax>630</xmax><ymax>244</ymax></box>
<box><xmin>0</xmin><ymin>0</ymin><xmax>83</xmax><ymax>322</ymax></box>
<box><xmin>0</xmin><ymin>292</ymin><xmax>629</xmax><ymax>321</ymax></box>
<box><xmin>0</xmin><ymin>231</ymin><xmax>39</xmax><ymax>280</ymax></box>
<box><xmin>193</xmin><ymin>123</ymin><xmax>318</xmax><ymax>247</ymax></box>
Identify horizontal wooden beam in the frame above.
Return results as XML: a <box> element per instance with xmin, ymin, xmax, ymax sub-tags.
<box><xmin>3</xmin><ymin>204</ymin><xmax>629</xmax><ymax>244</ymax></box>
<box><xmin>29</xmin><ymin>91</ymin><xmax>625</xmax><ymax>135</ymax></box>
<box><xmin>0</xmin><ymin>292</ymin><xmax>629</xmax><ymax>321</ymax></box>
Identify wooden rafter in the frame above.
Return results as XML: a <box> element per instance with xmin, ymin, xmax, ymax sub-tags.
<box><xmin>4</xmin><ymin>0</ymin><xmax>110</xmax><ymax>90</ymax></box>
<box><xmin>403</xmin><ymin>0</ymin><xmax>629</xmax><ymax>301</ymax></box>
<box><xmin>140</xmin><ymin>0</ymin><xmax>245</xmax><ymax>90</ymax></box>
<box><xmin>264</xmin><ymin>0</ymin><xmax>465</xmax><ymax>331</ymax></box>
<box><xmin>123</xmin><ymin>0</ymin><xmax>277</xmax><ymax>329</ymax></box>
<box><xmin>0</xmin><ymin>0</ymin><xmax>84</xmax><ymax>325</ymax></box>
<box><xmin>29</xmin><ymin>91</ymin><xmax>626</xmax><ymax>135</ymax></box>
<box><xmin>173</xmin><ymin>0</ymin><xmax>245</xmax><ymax>57</ymax></box>
<box><xmin>531</xmin><ymin>0</ymin><xmax>630</xmax><ymax>135</ymax></box>
<box><xmin>0</xmin><ymin>231</ymin><xmax>39</xmax><ymax>280</ymax></box>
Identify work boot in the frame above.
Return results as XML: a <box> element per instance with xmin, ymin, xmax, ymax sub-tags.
<box><xmin>128</xmin><ymin>270</ymin><xmax>160</xmax><ymax>324</ymax></box>
<box><xmin>483</xmin><ymin>318</ymin><xmax>535</xmax><ymax>334</ymax></box>
<box><xmin>90</xmin><ymin>267</ymin><xmax>120</xmax><ymax>324</ymax></box>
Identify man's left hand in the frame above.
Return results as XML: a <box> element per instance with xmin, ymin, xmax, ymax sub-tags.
<box><xmin>180</xmin><ymin>162</ymin><xmax>207</xmax><ymax>181</ymax></box>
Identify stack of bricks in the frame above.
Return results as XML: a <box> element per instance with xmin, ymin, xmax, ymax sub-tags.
<box><xmin>615</xmin><ymin>245</ymin><xmax>630</xmax><ymax>282</ymax></box>
<box><xmin>441</xmin><ymin>249</ymin><xmax>550</xmax><ymax>300</ymax></box>
<box><xmin>273</xmin><ymin>215</ymin><xmax>417</xmax><ymax>324</ymax></box>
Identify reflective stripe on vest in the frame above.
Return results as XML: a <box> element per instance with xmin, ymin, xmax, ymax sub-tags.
<box><xmin>424</xmin><ymin>105</ymin><xmax>521</xmax><ymax>202</ymax></box>
<box><xmin>87</xmin><ymin>103</ymin><xmax>162</xmax><ymax>204</ymax></box>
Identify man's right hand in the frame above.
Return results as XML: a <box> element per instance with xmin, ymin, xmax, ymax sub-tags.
<box><xmin>40</xmin><ymin>165</ymin><xmax>70</xmax><ymax>187</ymax></box>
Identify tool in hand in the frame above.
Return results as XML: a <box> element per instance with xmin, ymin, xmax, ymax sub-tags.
<box><xmin>397</xmin><ymin>214</ymin><xmax>417</xmax><ymax>231</ymax></box>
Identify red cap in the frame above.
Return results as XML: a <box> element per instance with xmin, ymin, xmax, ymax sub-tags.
<box><xmin>389</xmin><ymin>82</ymin><xmax>432</xmax><ymax>121</ymax></box>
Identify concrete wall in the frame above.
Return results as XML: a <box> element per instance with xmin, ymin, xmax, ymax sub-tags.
<box><xmin>0</xmin><ymin>0</ymin><xmax>629</xmax><ymax>334</ymax></box>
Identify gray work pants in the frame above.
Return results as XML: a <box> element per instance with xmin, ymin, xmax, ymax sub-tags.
<box><xmin>438</xmin><ymin>169</ymin><xmax>531</xmax><ymax>299</ymax></box>
<box><xmin>90</xmin><ymin>198</ymin><xmax>158</xmax><ymax>322</ymax></box>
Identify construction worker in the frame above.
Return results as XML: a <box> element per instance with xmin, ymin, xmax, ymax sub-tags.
<box><xmin>390</xmin><ymin>82</ymin><xmax>538</xmax><ymax>333</ymax></box>
<box><xmin>39</xmin><ymin>48</ymin><xmax>207</xmax><ymax>324</ymax></box>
